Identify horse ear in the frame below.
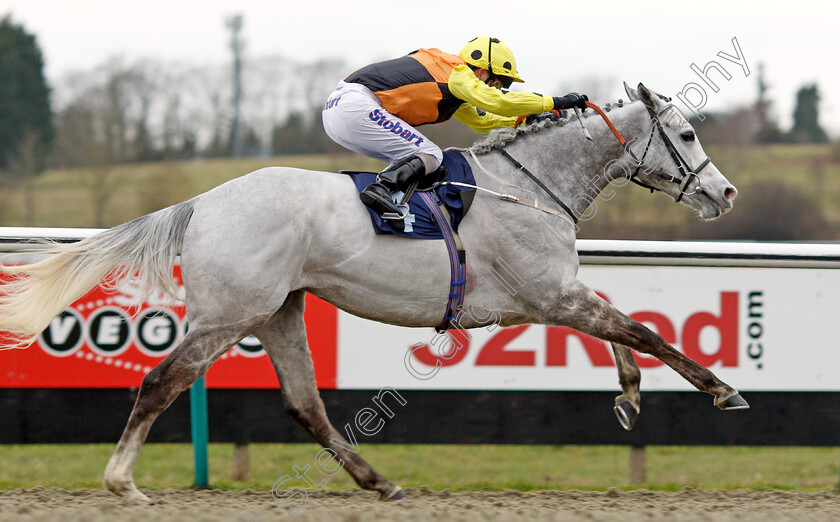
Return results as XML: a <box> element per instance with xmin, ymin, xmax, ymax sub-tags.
<box><xmin>623</xmin><ymin>81</ymin><xmax>639</xmax><ymax>101</ymax></box>
<box><xmin>637</xmin><ymin>83</ymin><xmax>660</xmax><ymax>111</ymax></box>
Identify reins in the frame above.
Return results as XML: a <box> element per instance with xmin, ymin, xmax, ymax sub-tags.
<box><xmin>462</xmin><ymin>150</ymin><xmax>577</xmax><ymax>227</ymax></box>
<box><xmin>496</xmin><ymin>148</ymin><xmax>579</xmax><ymax>223</ymax></box>
<box><xmin>496</xmin><ymin>100</ymin><xmax>631</xmax><ymax>224</ymax></box>
<box><xmin>513</xmin><ymin>102</ymin><xmax>627</xmax><ymax>144</ymax></box>
<box><xmin>499</xmin><ymin>100</ymin><xmax>712</xmax><ymax>212</ymax></box>
<box><xmin>583</xmin><ymin>101</ymin><xmax>626</xmax><ymax>145</ymax></box>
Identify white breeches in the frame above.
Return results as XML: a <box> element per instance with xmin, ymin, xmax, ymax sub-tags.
<box><xmin>322</xmin><ymin>81</ymin><xmax>443</xmax><ymax>170</ymax></box>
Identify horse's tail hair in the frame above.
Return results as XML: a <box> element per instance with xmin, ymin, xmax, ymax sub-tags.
<box><xmin>0</xmin><ymin>199</ymin><xmax>197</xmax><ymax>349</ymax></box>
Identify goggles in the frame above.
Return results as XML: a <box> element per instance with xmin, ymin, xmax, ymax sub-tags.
<box><xmin>487</xmin><ymin>74</ymin><xmax>514</xmax><ymax>89</ymax></box>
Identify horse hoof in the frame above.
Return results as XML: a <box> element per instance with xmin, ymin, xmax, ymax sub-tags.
<box><xmin>614</xmin><ymin>400</ymin><xmax>638</xmax><ymax>431</ymax></box>
<box><xmin>379</xmin><ymin>486</ymin><xmax>405</xmax><ymax>501</ymax></box>
<box><xmin>105</xmin><ymin>480</ymin><xmax>151</xmax><ymax>502</ymax></box>
<box><xmin>716</xmin><ymin>393</ymin><xmax>750</xmax><ymax>411</ymax></box>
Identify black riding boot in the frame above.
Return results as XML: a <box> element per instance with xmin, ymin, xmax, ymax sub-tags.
<box><xmin>359</xmin><ymin>156</ymin><xmax>427</xmax><ymax>217</ymax></box>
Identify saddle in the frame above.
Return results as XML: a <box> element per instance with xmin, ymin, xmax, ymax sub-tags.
<box><xmin>341</xmin><ymin>149</ymin><xmax>476</xmax><ymax>239</ymax></box>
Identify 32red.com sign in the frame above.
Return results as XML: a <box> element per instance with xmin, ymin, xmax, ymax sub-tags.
<box><xmin>336</xmin><ymin>266</ymin><xmax>840</xmax><ymax>392</ymax></box>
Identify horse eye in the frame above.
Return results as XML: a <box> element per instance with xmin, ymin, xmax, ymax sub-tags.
<box><xmin>681</xmin><ymin>131</ymin><xmax>695</xmax><ymax>142</ymax></box>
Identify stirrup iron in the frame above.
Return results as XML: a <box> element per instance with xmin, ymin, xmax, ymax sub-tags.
<box><xmin>382</xmin><ymin>180</ymin><xmax>419</xmax><ymax>221</ymax></box>
<box><xmin>382</xmin><ymin>203</ymin><xmax>411</xmax><ymax>221</ymax></box>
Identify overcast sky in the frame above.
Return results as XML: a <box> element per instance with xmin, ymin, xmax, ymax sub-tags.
<box><xmin>3</xmin><ymin>0</ymin><xmax>839</xmax><ymax>135</ymax></box>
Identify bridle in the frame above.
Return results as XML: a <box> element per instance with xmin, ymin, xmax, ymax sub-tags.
<box><xmin>624</xmin><ymin>102</ymin><xmax>712</xmax><ymax>203</ymax></box>
<box><xmin>499</xmin><ymin>100</ymin><xmax>713</xmax><ymax>222</ymax></box>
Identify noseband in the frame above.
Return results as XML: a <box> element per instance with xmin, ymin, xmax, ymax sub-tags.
<box><xmin>625</xmin><ymin>103</ymin><xmax>712</xmax><ymax>203</ymax></box>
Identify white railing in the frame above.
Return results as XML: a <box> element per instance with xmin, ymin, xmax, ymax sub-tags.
<box><xmin>0</xmin><ymin>227</ymin><xmax>104</xmax><ymax>251</ymax></box>
<box><xmin>577</xmin><ymin>239</ymin><xmax>840</xmax><ymax>268</ymax></box>
<box><xmin>3</xmin><ymin>227</ymin><xmax>840</xmax><ymax>268</ymax></box>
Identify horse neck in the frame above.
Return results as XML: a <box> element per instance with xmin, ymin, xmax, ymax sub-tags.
<box><xmin>500</xmin><ymin>102</ymin><xmax>650</xmax><ymax>214</ymax></box>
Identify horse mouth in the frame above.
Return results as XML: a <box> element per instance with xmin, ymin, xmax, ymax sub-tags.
<box><xmin>698</xmin><ymin>191</ymin><xmax>732</xmax><ymax>220</ymax></box>
<box><xmin>690</xmin><ymin>191</ymin><xmax>725</xmax><ymax>220</ymax></box>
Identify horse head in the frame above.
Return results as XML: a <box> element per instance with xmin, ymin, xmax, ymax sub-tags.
<box><xmin>624</xmin><ymin>82</ymin><xmax>737</xmax><ymax>220</ymax></box>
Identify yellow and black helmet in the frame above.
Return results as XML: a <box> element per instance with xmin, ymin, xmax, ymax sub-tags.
<box><xmin>459</xmin><ymin>36</ymin><xmax>524</xmax><ymax>83</ymax></box>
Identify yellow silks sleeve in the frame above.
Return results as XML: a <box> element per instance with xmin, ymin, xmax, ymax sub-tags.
<box><xmin>447</xmin><ymin>64</ymin><xmax>554</xmax><ymax>118</ymax></box>
<box><xmin>452</xmin><ymin>104</ymin><xmax>518</xmax><ymax>133</ymax></box>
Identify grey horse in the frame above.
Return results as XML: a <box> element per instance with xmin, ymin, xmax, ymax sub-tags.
<box><xmin>0</xmin><ymin>83</ymin><xmax>746</xmax><ymax>501</ymax></box>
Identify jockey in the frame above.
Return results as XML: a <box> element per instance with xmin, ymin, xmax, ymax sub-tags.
<box><xmin>322</xmin><ymin>36</ymin><xmax>589</xmax><ymax>218</ymax></box>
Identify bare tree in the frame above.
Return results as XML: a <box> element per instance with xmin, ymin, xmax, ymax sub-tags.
<box><xmin>297</xmin><ymin>58</ymin><xmax>346</xmax><ymax>119</ymax></box>
<box><xmin>126</xmin><ymin>60</ymin><xmax>160</xmax><ymax>162</ymax></box>
<box><xmin>244</xmin><ymin>55</ymin><xmax>293</xmax><ymax>156</ymax></box>
<box><xmin>51</xmin><ymin>60</ymin><xmax>137</xmax><ymax>226</ymax></box>
<box><xmin>191</xmin><ymin>64</ymin><xmax>231</xmax><ymax>157</ymax></box>
<box><xmin>48</xmin><ymin>54</ymin><xmax>350</xmax><ymax>163</ymax></box>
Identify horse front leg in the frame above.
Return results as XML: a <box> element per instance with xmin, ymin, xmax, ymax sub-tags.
<box><xmin>553</xmin><ymin>282</ymin><xmax>748</xmax><ymax>410</ymax></box>
<box><xmin>612</xmin><ymin>343</ymin><xmax>641</xmax><ymax>430</ymax></box>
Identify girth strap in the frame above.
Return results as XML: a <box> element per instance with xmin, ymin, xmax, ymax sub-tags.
<box><xmin>419</xmin><ymin>192</ymin><xmax>466</xmax><ymax>332</ymax></box>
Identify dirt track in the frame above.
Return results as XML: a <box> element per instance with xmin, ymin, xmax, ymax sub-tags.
<box><xmin>0</xmin><ymin>487</ymin><xmax>838</xmax><ymax>521</ymax></box>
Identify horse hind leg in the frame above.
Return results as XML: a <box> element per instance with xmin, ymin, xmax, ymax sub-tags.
<box><xmin>255</xmin><ymin>290</ymin><xmax>404</xmax><ymax>501</ymax></box>
<box><xmin>104</xmin><ymin>322</ymin><xmax>259</xmax><ymax>501</ymax></box>
<box><xmin>612</xmin><ymin>343</ymin><xmax>641</xmax><ymax>430</ymax></box>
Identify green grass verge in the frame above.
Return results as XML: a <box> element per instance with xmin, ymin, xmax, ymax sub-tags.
<box><xmin>2</xmin><ymin>145</ymin><xmax>840</xmax><ymax>235</ymax></box>
<box><xmin>0</xmin><ymin>443</ymin><xmax>837</xmax><ymax>491</ymax></box>
<box><xmin>0</xmin><ymin>154</ymin><xmax>385</xmax><ymax>229</ymax></box>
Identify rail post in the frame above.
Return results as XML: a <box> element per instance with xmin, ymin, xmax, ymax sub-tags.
<box><xmin>630</xmin><ymin>445</ymin><xmax>647</xmax><ymax>484</ymax></box>
<box><xmin>190</xmin><ymin>375</ymin><xmax>209</xmax><ymax>489</ymax></box>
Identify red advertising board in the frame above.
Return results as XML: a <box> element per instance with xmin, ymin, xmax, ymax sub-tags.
<box><xmin>0</xmin><ymin>267</ymin><xmax>337</xmax><ymax>389</ymax></box>
<box><xmin>4</xmin><ymin>263</ymin><xmax>840</xmax><ymax>392</ymax></box>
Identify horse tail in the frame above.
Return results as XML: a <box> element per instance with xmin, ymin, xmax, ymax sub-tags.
<box><xmin>0</xmin><ymin>199</ymin><xmax>197</xmax><ymax>349</ymax></box>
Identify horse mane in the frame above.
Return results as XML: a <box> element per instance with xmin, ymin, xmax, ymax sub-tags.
<box><xmin>468</xmin><ymin>99</ymin><xmax>633</xmax><ymax>155</ymax></box>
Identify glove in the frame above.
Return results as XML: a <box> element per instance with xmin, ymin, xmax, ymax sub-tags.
<box><xmin>552</xmin><ymin>92</ymin><xmax>589</xmax><ymax>110</ymax></box>
<box><xmin>525</xmin><ymin>112</ymin><xmax>560</xmax><ymax>124</ymax></box>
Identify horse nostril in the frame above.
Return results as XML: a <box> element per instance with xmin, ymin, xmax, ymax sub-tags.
<box><xmin>724</xmin><ymin>186</ymin><xmax>737</xmax><ymax>202</ymax></box>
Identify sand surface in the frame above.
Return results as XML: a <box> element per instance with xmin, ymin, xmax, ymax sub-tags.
<box><xmin>1</xmin><ymin>487</ymin><xmax>838</xmax><ymax>521</ymax></box>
